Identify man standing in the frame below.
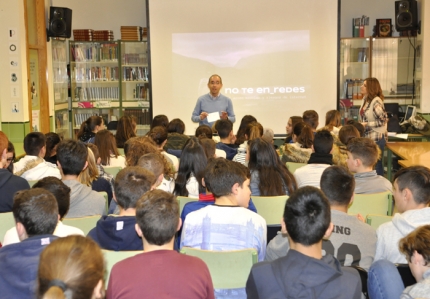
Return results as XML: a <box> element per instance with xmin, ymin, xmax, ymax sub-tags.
<box><xmin>191</xmin><ymin>74</ymin><xmax>235</xmax><ymax>127</ymax></box>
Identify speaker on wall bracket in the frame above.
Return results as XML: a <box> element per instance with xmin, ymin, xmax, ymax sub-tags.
<box><xmin>47</xmin><ymin>6</ymin><xmax>72</xmax><ymax>41</ymax></box>
<box><xmin>395</xmin><ymin>0</ymin><xmax>420</xmax><ymax>34</ymax></box>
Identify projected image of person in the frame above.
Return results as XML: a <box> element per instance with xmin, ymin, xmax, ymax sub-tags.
<box><xmin>191</xmin><ymin>74</ymin><xmax>235</xmax><ymax>127</ymax></box>
<box><xmin>359</xmin><ymin>78</ymin><xmax>387</xmax><ymax>176</ymax></box>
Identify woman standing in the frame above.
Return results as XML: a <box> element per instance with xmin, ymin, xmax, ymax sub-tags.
<box><xmin>359</xmin><ymin>78</ymin><xmax>387</xmax><ymax>176</ymax></box>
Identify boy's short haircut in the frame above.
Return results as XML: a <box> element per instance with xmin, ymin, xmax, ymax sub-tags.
<box><xmin>86</xmin><ymin>143</ymin><xmax>100</xmax><ymax>161</ymax></box>
<box><xmin>346</xmin><ymin>120</ymin><xmax>365</xmax><ymax>137</ymax></box>
<box><xmin>320</xmin><ymin>166</ymin><xmax>355</xmax><ymax>207</ymax></box>
<box><xmin>114</xmin><ymin>166</ymin><xmax>156</xmax><ymax>209</ymax></box>
<box><xmin>215</xmin><ymin>119</ymin><xmax>233</xmax><ymax>139</ymax></box>
<box><xmin>24</xmin><ymin>132</ymin><xmax>46</xmax><ymax>156</ymax></box>
<box><xmin>137</xmin><ymin>153</ymin><xmax>164</xmax><ymax>178</ymax></box>
<box><xmin>346</xmin><ymin>137</ymin><xmax>380</xmax><ymax>168</ymax></box>
<box><xmin>204</xmin><ymin>158</ymin><xmax>250</xmax><ymax>197</ymax></box>
<box><xmin>399</xmin><ymin>224</ymin><xmax>430</xmax><ymax>264</ymax></box>
<box><xmin>313</xmin><ymin>130</ymin><xmax>333</xmax><ymax>154</ymax></box>
<box><xmin>284</xmin><ymin>186</ymin><xmax>331</xmax><ymax>246</ymax></box>
<box><xmin>262</xmin><ymin>128</ymin><xmax>274</xmax><ymax>143</ymax></box>
<box><xmin>167</xmin><ymin>118</ymin><xmax>186</xmax><ymax>134</ymax></box>
<box><xmin>338</xmin><ymin>125</ymin><xmax>360</xmax><ymax>146</ymax></box>
<box><xmin>135</xmin><ymin>189</ymin><xmax>178</xmax><ymax>246</ymax></box>
<box><xmin>12</xmin><ymin>188</ymin><xmax>58</xmax><ymax>237</ymax></box>
<box><xmin>33</xmin><ymin>177</ymin><xmax>71</xmax><ymax>219</ymax></box>
<box><xmin>394</xmin><ymin>166</ymin><xmax>430</xmax><ymax>205</ymax></box>
<box><xmin>148</xmin><ymin>126</ymin><xmax>168</xmax><ymax>146</ymax></box>
<box><xmin>195</xmin><ymin>125</ymin><xmax>213</xmax><ymax>139</ymax></box>
<box><xmin>57</xmin><ymin>140</ymin><xmax>88</xmax><ymax>176</ymax></box>
<box><xmin>302</xmin><ymin>110</ymin><xmax>319</xmax><ymax>130</ymax></box>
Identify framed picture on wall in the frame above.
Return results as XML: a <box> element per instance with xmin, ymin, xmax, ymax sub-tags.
<box><xmin>375</xmin><ymin>19</ymin><xmax>392</xmax><ymax>37</ymax></box>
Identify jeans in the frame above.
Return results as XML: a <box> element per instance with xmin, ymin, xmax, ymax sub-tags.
<box><xmin>375</xmin><ymin>138</ymin><xmax>386</xmax><ymax>176</ymax></box>
<box><xmin>368</xmin><ymin>260</ymin><xmax>404</xmax><ymax>299</ymax></box>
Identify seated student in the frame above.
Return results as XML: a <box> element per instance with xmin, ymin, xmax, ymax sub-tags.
<box><xmin>138</xmin><ymin>153</ymin><xmax>174</xmax><ymax>193</ymax></box>
<box><xmin>294</xmin><ymin>130</ymin><xmax>333</xmax><ymax>188</ymax></box>
<box><xmin>322</xmin><ymin>109</ymin><xmax>341</xmax><ymax>135</ymax></box>
<box><xmin>374</xmin><ymin>165</ymin><xmax>430</xmax><ymax>263</ymax></box>
<box><xmin>76</xmin><ymin>115</ymin><xmax>105</xmax><ymax>144</ymax></box>
<box><xmin>266</xmin><ymin>165</ymin><xmax>377</xmax><ymax>270</ymax></box>
<box><xmin>2</xmin><ymin>177</ymin><xmax>84</xmax><ymax>245</ymax></box>
<box><xmin>280</xmin><ymin>121</ymin><xmax>313</xmax><ymax>163</ymax></box>
<box><xmin>284</xmin><ymin>115</ymin><xmax>302</xmax><ymax>144</ymax></box>
<box><xmin>88</xmin><ymin>167</ymin><xmax>156</xmax><ymax>251</ymax></box>
<box><xmin>368</xmin><ymin>225</ymin><xmax>430</xmax><ymax>299</ymax></box>
<box><xmin>331</xmin><ymin>124</ymin><xmax>360</xmax><ymax>168</ymax></box>
<box><xmin>195</xmin><ymin>124</ymin><xmax>226</xmax><ymax>158</ymax></box>
<box><xmin>57</xmin><ymin>139</ymin><xmax>106</xmax><ymax>218</ymax></box>
<box><xmin>86</xmin><ymin>143</ymin><xmax>115</xmax><ymax>195</ymax></box>
<box><xmin>150</xmin><ymin>114</ymin><xmax>169</xmax><ymax>130</ymax></box>
<box><xmin>115</xmin><ymin>115</ymin><xmax>137</xmax><ymax>149</ymax></box>
<box><xmin>234</xmin><ymin>115</ymin><xmax>257</xmax><ymax>146</ymax></box>
<box><xmin>346</xmin><ymin>137</ymin><xmax>392</xmax><ymax>194</ymax></box>
<box><xmin>13</xmin><ymin>132</ymin><xmax>61</xmax><ymax>181</ymax></box>
<box><xmin>107</xmin><ymin>189</ymin><xmax>214</xmax><ymax>299</ymax></box>
<box><xmin>44</xmin><ymin>132</ymin><xmax>61</xmax><ymax>165</ymax></box>
<box><xmin>347</xmin><ymin>119</ymin><xmax>365</xmax><ymax>137</ymax></box>
<box><xmin>233</xmin><ymin>121</ymin><xmax>263</xmax><ymax>165</ymax></box>
<box><xmin>246</xmin><ymin>186</ymin><xmax>362</xmax><ymax>299</ymax></box>
<box><xmin>0</xmin><ymin>189</ymin><xmax>59</xmax><ymax>298</ymax></box>
<box><xmin>302</xmin><ymin>109</ymin><xmax>319</xmax><ymax>133</ymax></box>
<box><xmin>37</xmin><ymin>235</ymin><xmax>105</xmax><ymax>299</ymax></box>
<box><xmin>95</xmin><ymin>129</ymin><xmax>126</xmax><ymax>168</ymax></box>
<box><xmin>0</xmin><ymin>131</ymin><xmax>29</xmax><ymax>213</ymax></box>
<box><xmin>148</xmin><ymin>125</ymin><xmax>179</xmax><ymax>172</ymax></box>
<box><xmin>214</xmin><ymin>119</ymin><xmax>238</xmax><ymax>160</ymax></box>
<box><xmin>164</xmin><ymin>118</ymin><xmax>190</xmax><ymax>151</ymax></box>
<box><xmin>181</xmin><ymin>158</ymin><xmax>266</xmax><ymax>298</ymax></box>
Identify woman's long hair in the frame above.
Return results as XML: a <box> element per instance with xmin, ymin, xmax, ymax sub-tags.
<box><xmin>235</xmin><ymin>115</ymin><xmax>257</xmax><ymax>145</ymax></box>
<box><xmin>324</xmin><ymin>110</ymin><xmax>341</xmax><ymax>131</ymax></box>
<box><xmin>94</xmin><ymin>129</ymin><xmax>120</xmax><ymax>166</ymax></box>
<box><xmin>294</xmin><ymin>122</ymin><xmax>314</xmax><ymax>149</ymax></box>
<box><xmin>364</xmin><ymin>77</ymin><xmax>384</xmax><ymax>102</ymax></box>
<box><xmin>76</xmin><ymin>116</ymin><xmax>103</xmax><ymax>141</ymax></box>
<box><xmin>115</xmin><ymin>115</ymin><xmax>137</xmax><ymax>148</ymax></box>
<box><xmin>78</xmin><ymin>147</ymin><xmax>99</xmax><ymax>186</ymax></box>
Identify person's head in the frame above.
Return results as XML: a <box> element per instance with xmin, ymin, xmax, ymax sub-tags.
<box><xmin>207</xmin><ymin>74</ymin><xmax>223</xmax><ymax>97</ymax></box>
<box><xmin>115</xmin><ymin>115</ymin><xmax>137</xmax><ymax>148</ymax></box>
<box><xmin>199</xmin><ymin>137</ymin><xmax>216</xmax><ymax>159</ymax></box>
<box><xmin>114</xmin><ymin>166</ymin><xmax>156</xmax><ymax>210</ymax></box>
<box><xmin>125</xmin><ymin>137</ymin><xmax>159</xmax><ymax>167</ymax></box>
<box><xmin>362</xmin><ymin>77</ymin><xmax>384</xmax><ymax>101</ymax></box>
<box><xmin>286</xmin><ymin>116</ymin><xmax>302</xmax><ymax>136</ymax></box>
<box><xmin>215</xmin><ymin>119</ymin><xmax>233</xmax><ymax>139</ymax></box>
<box><xmin>346</xmin><ymin>120</ymin><xmax>365</xmax><ymax>137</ymax></box>
<box><xmin>393</xmin><ymin>166</ymin><xmax>430</xmax><ymax>213</ymax></box>
<box><xmin>12</xmin><ymin>188</ymin><xmax>58</xmax><ymax>239</ymax></box>
<box><xmin>283</xmin><ymin>186</ymin><xmax>332</xmax><ymax>246</ymax></box>
<box><xmin>77</xmin><ymin>116</ymin><xmax>104</xmax><ymax>139</ymax></box>
<box><xmin>195</xmin><ymin>125</ymin><xmax>213</xmax><ymax>139</ymax></box>
<box><xmin>5</xmin><ymin>141</ymin><xmax>15</xmax><ymax>173</ymax></box>
<box><xmin>147</xmin><ymin>126</ymin><xmax>168</xmax><ymax>148</ymax></box>
<box><xmin>95</xmin><ymin>129</ymin><xmax>120</xmax><ymax>165</ymax></box>
<box><xmin>302</xmin><ymin>110</ymin><xmax>319</xmax><ymax>130</ymax></box>
<box><xmin>33</xmin><ymin>177</ymin><xmax>71</xmax><ymax>220</ymax></box>
<box><xmin>262</xmin><ymin>128</ymin><xmax>274</xmax><ymax>144</ymax></box>
<box><xmin>399</xmin><ymin>225</ymin><xmax>430</xmax><ymax>282</ymax></box>
<box><xmin>78</xmin><ymin>147</ymin><xmax>99</xmax><ymax>186</ymax></box>
<box><xmin>167</xmin><ymin>118</ymin><xmax>185</xmax><ymax>134</ymax></box>
<box><xmin>135</xmin><ymin>189</ymin><xmax>179</xmax><ymax>246</ymax></box>
<box><xmin>44</xmin><ymin>132</ymin><xmax>61</xmax><ymax>159</ymax></box>
<box><xmin>151</xmin><ymin>114</ymin><xmax>169</xmax><ymax>130</ymax></box>
<box><xmin>244</xmin><ymin>121</ymin><xmax>263</xmax><ymax>142</ymax></box>
<box><xmin>86</xmin><ymin>143</ymin><xmax>101</xmax><ymax>165</ymax></box>
<box><xmin>346</xmin><ymin>137</ymin><xmax>380</xmax><ymax>171</ymax></box>
<box><xmin>57</xmin><ymin>140</ymin><xmax>88</xmax><ymax>176</ymax></box>
<box><xmin>235</xmin><ymin>115</ymin><xmax>257</xmax><ymax>144</ymax></box>
<box><xmin>313</xmin><ymin>130</ymin><xmax>333</xmax><ymax>154</ymax></box>
<box><xmin>293</xmin><ymin>122</ymin><xmax>313</xmax><ymax>148</ymax></box>
<box><xmin>137</xmin><ymin>153</ymin><xmax>165</xmax><ymax>185</ymax></box>
<box><xmin>37</xmin><ymin>235</ymin><xmax>105</xmax><ymax>299</ymax></box>
<box><xmin>338</xmin><ymin>125</ymin><xmax>360</xmax><ymax>146</ymax></box>
<box><xmin>24</xmin><ymin>132</ymin><xmax>46</xmax><ymax>157</ymax></box>
<box><xmin>204</xmin><ymin>158</ymin><xmax>251</xmax><ymax>207</ymax></box>
<box><xmin>320</xmin><ymin>166</ymin><xmax>355</xmax><ymax>207</ymax></box>
<box><xmin>325</xmin><ymin>110</ymin><xmax>341</xmax><ymax>130</ymax></box>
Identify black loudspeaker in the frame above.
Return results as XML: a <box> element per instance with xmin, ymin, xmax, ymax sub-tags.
<box><xmin>48</xmin><ymin>7</ymin><xmax>72</xmax><ymax>38</ymax></box>
<box><xmin>395</xmin><ymin>1</ymin><xmax>418</xmax><ymax>32</ymax></box>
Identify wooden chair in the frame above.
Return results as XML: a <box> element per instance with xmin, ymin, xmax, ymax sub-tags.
<box><xmin>349</xmin><ymin>191</ymin><xmax>393</xmax><ymax>217</ymax></box>
<box><xmin>103</xmin><ymin>249</ymin><xmax>141</xmax><ymax>286</ymax></box>
<box><xmin>62</xmin><ymin>215</ymin><xmax>101</xmax><ymax>235</ymax></box>
<box><xmin>103</xmin><ymin>166</ymin><xmax>122</xmax><ymax>178</ymax></box>
<box><xmin>0</xmin><ymin>212</ymin><xmax>15</xmax><ymax>243</ymax></box>
<box><xmin>180</xmin><ymin>248</ymin><xmax>257</xmax><ymax>289</ymax></box>
<box><xmin>365</xmin><ymin>214</ymin><xmax>393</xmax><ymax>229</ymax></box>
<box><xmin>177</xmin><ymin>196</ymin><xmax>198</xmax><ymax>215</ymax></box>
<box><xmin>286</xmin><ymin>162</ymin><xmax>306</xmax><ymax>173</ymax></box>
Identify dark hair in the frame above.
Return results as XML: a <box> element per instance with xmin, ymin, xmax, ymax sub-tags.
<box><xmin>76</xmin><ymin>116</ymin><xmax>103</xmax><ymax>140</ymax></box>
<box><xmin>302</xmin><ymin>110</ymin><xmax>319</xmax><ymax>130</ymax></box>
<box><xmin>294</xmin><ymin>122</ymin><xmax>313</xmax><ymax>149</ymax></box>
<box><xmin>44</xmin><ymin>132</ymin><xmax>61</xmax><ymax>159</ymax></box>
<box><xmin>346</xmin><ymin>137</ymin><xmax>380</xmax><ymax>167</ymax></box>
<box><xmin>6</xmin><ymin>141</ymin><xmax>15</xmax><ymax>173</ymax></box>
<box><xmin>167</xmin><ymin>118</ymin><xmax>185</xmax><ymax>134</ymax></box>
<box><xmin>324</xmin><ymin>110</ymin><xmax>341</xmax><ymax>131</ymax></box>
<box><xmin>57</xmin><ymin>140</ymin><xmax>88</xmax><ymax>176</ymax></box>
<box><xmin>245</xmin><ymin>122</ymin><xmax>263</xmax><ymax>142</ymax></box>
<box><xmin>115</xmin><ymin>115</ymin><xmax>137</xmax><ymax>148</ymax></box>
<box><xmin>24</xmin><ymin>132</ymin><xmax>46</xmax><ymax>156</ymax></box>
<box><xmin>138</xmin><ymin>153</ymin><xmax>165</xmax><ymax>178</ymax></box>
<box><xmin>235</xmin><ymin>115</ymin><xmax>257</xmax><ymax>145</ymax></box>
<box><xmin>135</xmin><ymin>190</ymin><xmax>179</xmax><ymax>245</ymax></box>
<box><xmin>148</xmin><ymin>126</ymin><xmax>168</xmax><ymax>147</ymax></box>
<box><xmin>215</xmin><ymin>119</ymin><xmax>233</xmax><ymax>139</ymax></box>
<box><xmin>195</xmin><ymin>125</ymin><xmax>213</xmax><ymax>139</ymax></box>
<box><xmin>199</xmin><ymin>138</ymin><xmax>216</xmax><ymax>159</ymax></box>
<box><xmin>313</xmin><ymin>130</ymin><xmax>333</xmax><ymax>154</ymax></box>
<box><xmin>151</xmin><ymin>114</ymin><xmax>169</xmax><ymax>129</ymax></box>
<box><xmin>339</xmin><ymin>125</ymin><xmax>360</xmax><ymax>145</ymax></box>
<box><xmin>248</xmin><ymin>138</ymin><xmax>297</xmax><ymax>196</ymax></box>
<box><xmin>399</xmin><ymin>225</ymin><xmax>430</xmax><ymax>264</ymax></box>
<box><xmin>346</xmin><ymin>120</ymin><xmax>365</xmax><ymax>137</ymax></box>
<box><xmin>33</xmin><ymin>177</ymin><xmax>71</xmax><ymax>220</ymax></box>
<box><xmin>284</xmin><ymin>186</ymin><xmax>331</xmax><ymax>246</ymax></box>
<box><xmin>320</xmin><ymin>166</ymin><xmax>355</xmax><ymax>207</ymax></box>
<box><xmin>174</xmin><ymin>137</ymin><xmax>207</xmax><ymax>196</ymax></box>
<box><xmin>394</xmin><ymin>166</ymin><xmax>430</xmax><ymax>205</ymax></box>
<box><xmin>204</xmin><ymin>158</ymin><xmax>250</xmax><ymax>197</ymax></box>
<box><xmin>114</xmin><ymin>166</ymin><xmax>156</xmax><ymax>210</ymax></box>
<box><xmin>364</xmin><ymin>77</ymin><xmax>384</xmax><ymax>102</ymax></box>
<box><xmin>94</xmin><ymin>130</ymin><xmax>120</xmax><ymax>165</ymax></box>
<box><xmin>12</xmin><ymin>188</ymin><xmax>58</xmax><ymax>237</ymax></box>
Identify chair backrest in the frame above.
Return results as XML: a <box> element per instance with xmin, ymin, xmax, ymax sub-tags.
<box><xmin>62</xmin><ymin>215</ymin><xmax>101</xmax><ymax>235</ymax></box>
<box><xmin>250</xmin><ymin>196</ymin><xmax>288</xmax><ymax>225</ymax></box>
<box><xmin>365</xmin><ymin>214</ymin><xmax>393</xmax><ymax>229</ymax></box>
<box><xmin>286</xmin><ymin>162</ymin><xmax>306</xmax><ymax>173</ymax></box>
<box><xmin>27</xmin><ymin>180</ymin><xmax>38</xmax><ymax>187</ymax></box>
<box><xmin>180</xmin><ymin>247</ymin><xmax>257</xmax><ymax>289</ymax></box>
<box><xmin>103</xmin><ymin>249</ymin><xmax>141</xmax><ymax>286</ymax></box>
<box><xmin>350</xmin><ymin>266</ymin><xmax>369</xmax><ymax>299</ymax></box>
<box><xmin>396</xmin><ymin>263</ymin><xmax>417</xmax><ymax>288</ymax></box>
<box><xmin>98</xmin><ymin>191</ymin><xmax>108</xmax><ymax>214</ymax></box>
<box><xmin>349</xmin><ymin>191</ymin><xmax>392</xmax><ymax>217</ymax></box>
<box><xmin>177</xmin><ymin>196</ymin><xmax>198</xmax><ymax>215</ymax></box>
<box><xmin>0</xmin><ymin>212</ymin><xmax>15</xmax><ymax>243</ymax></box>
<box><xmin>117</xmin><ymin>148</ymin><xmax>124</xmax><ymax>156</ymax></box>
<box><xmin>103</xmin><ymin>166</ymin><xmax>122</xmax><ymax>178</ymax></box>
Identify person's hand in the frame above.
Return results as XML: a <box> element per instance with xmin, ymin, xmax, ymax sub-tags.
<box><xmin>221</xmin><ymin>111</ymin><xmax>228</xmax><ymax>120</ymax></box>
<box><xmin>356</xmin><ymin>213</ymin><xmax>365</xmax><ymax>223</ymax></box>
<box><xmin>200</xmin><ymin>112</ymin><xmax>208</xmax><ymax>120</ymax></box>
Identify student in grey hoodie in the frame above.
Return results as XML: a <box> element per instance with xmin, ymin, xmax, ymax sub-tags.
<box><xmin>57</xmin><ymin>139</ymin><xmax>105</xmax><ymax>218</ymax></box>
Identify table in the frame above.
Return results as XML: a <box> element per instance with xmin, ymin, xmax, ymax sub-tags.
<box><xmin>386</xmin><ymin>142</ymin><xmax>430</xmax><ymax>181</ymax></box>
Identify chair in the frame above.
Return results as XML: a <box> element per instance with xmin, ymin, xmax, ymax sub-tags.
<box><xmin>180</xmin><ymin>248</ymin><xmax>257</xmax><ymax>289</ymax></box>
<box><xmin>286</xmin><ymin>162</ymin><xmax>306</xmax><ymax>173</ymax></box>
<box><xmin>396</xmin><ymin>264</ymin><xmax>417</xmax><ymax>288</ymax></box>
<box><xmin>103</xmin><ymin>166</ymin><xmax>122</xmax><ymax>178</ymax></box>
<box><xmin>177</xmin><ymin>196</ymin><xmax>198</xmax><ymax>215</ymax></box>
<box><xmin>27</xmin><ymin>180</ymin><xmax>38</xmax><ymax>187</ymax></box>
<box><xmin>62</xmin><ymin>215</ymin><xmax>101</xmax><ymax>235</ymax></box>
<box><xmin>117</xmin><ymin>148</ymin><xmax>124</xmax><ymax>156</ymax></box>
<box><xmin>0</xmin><ymin>212</ymin><xmax>15</xmax><ymax>243</ymax></box>
<box><xmin>365</xmin><ymin>214</ymin><xmax>393</xmax><ymax>229</ymax></box>
<box><xmin>98</xmin><ymin>191</ymin><xmax>108</xmax><ymax>214</ymax></box>
<box><xmin>103</xmin><ymin>249</ymin><xmax>141</xmax><ymax>286</ymax></box>
<box><xmin>348</xmin><ymin>191</ymin><xmax>392</xmax><ymax>217</ymax></box>
<box><xmin>350</xmin><ymin>266</ymin><xmax>369</xmax><ymax>299</ymax></box>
